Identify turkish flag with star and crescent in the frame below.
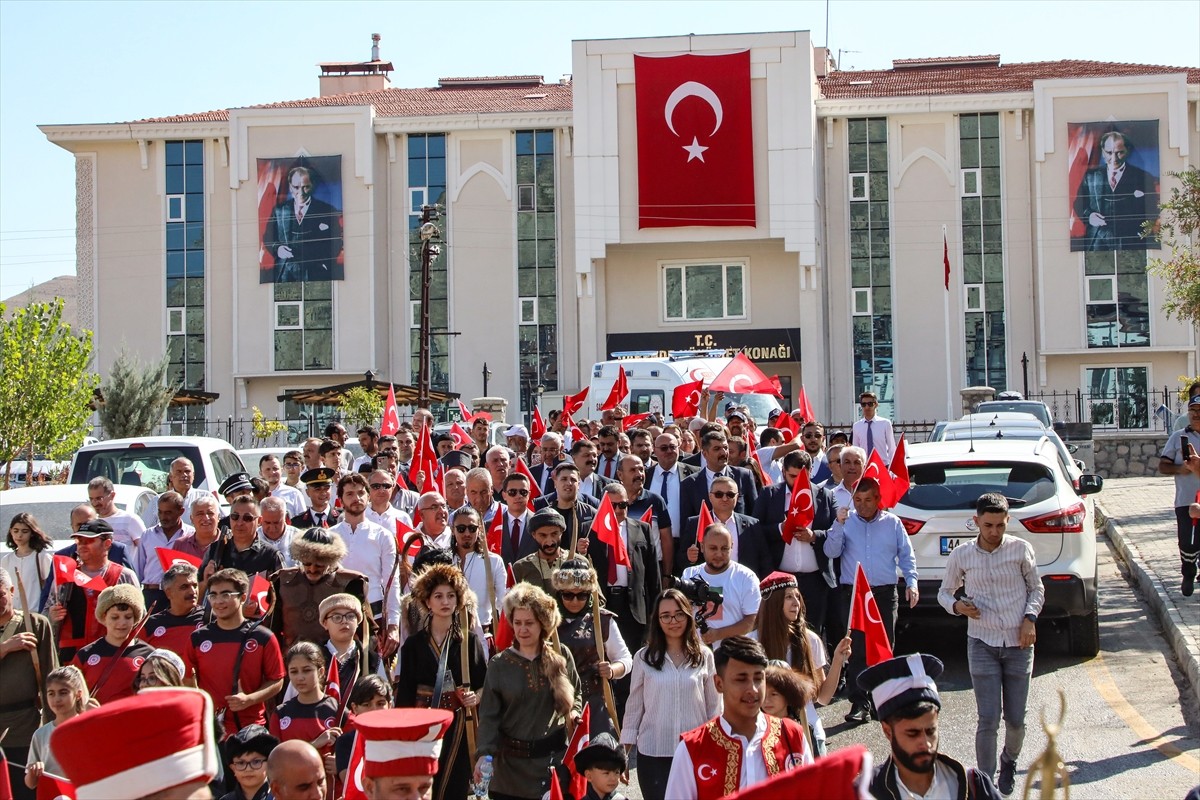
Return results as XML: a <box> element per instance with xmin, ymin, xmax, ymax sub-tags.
<box><xmin>849</xmin><ymin>562</ymin><xmax>894</xmax><ymax>666</ymax></box>
<box><xmin>380</xmin><ymin>384</ymin><xmax>401</xmax><ymax>436</ymax></box>
<box><xmin>782</xmin><ymin>469</ymin><xmax>815</xmax><ymax>543</ymax></box>
<box><xmin>672</xmin><ymin>378</ymin><xmax>704</xmax><ymax>418</ymax></box>
<box><xmin>634</xmin><ymin>51</ymin><xmax>755</xmax><ymax>228</ymax></box>
<box><xmin>708</xmin><ymin>352</ymin><xmax>773</xmax><ymax>395</ymax></box>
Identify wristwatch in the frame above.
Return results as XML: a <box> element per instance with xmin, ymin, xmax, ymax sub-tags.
<box><xmin>1024</xmin><ymin>613</ymin><xmax>1037</xmax><ymax>624</ymax></box>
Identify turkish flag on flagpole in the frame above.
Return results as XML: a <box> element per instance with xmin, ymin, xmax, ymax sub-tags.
<box><xmin>745</xmin><ymin>374</ymin><xmax>784</xmax><ymax>398</ymax></box>
<box><xmin>343</xmin><ymin>732</ymin><xmax>368</xmax><ymax>800</ymax></box>
<box><xmin>380</xmin><ymin>384</ymin><xmax>401</xmax><ymax>436</ymax></box>
<box><xmin>52</xmin><ymin>554</ymin><xmax>81</xmax><ymax>586</ymax></box>
<box><xmin>563</xmin><ymin>388</ymin><xmax>588</xmax><ymax>416</ymax></box>
<box><xmin>635</xmin><ymin>51</ymin><xmax>755</xmax><ymax>228</ymax></box>
<box><xmin>849</xmin><ymin>563</ymin><xmax>894</xmax><ymax>666</ymax></box>
<box><xmin>672</xmin><ymin>378</ymin><xmax>704</xmax><ymax>418</ymax></box>
<box><xmin>775</xmin><ymin>411</ymin><xmax>800</xmax><ymax>439</ymax></box>
<box><xmin>622</xmin><ymin>412</ymin><xmax>652</xmax><ymax>431</ymax></box>
<box><xmin>531</xmin><ymin>406</ymin><xmax>546</xmax><ymax>441</ymax></box>
<box><xmin>781</xmin><ymin>469</ymin><xmax>815</xmax><ymax>544</ymax></box>
<box><xmin>797</xmin><ymin>385</ymin><xmax>816</xmax><ymax>424</ymax></box>
<box><xmin>563</xmin><ymin>704</ymin><xmax>592</xmax><ymax>800</ymax></box>
<box><xmin>592</xmin><ymin>493</ymin><xmax>632</xmax><ymax>568</ymax></box>
<box><xmin>396</xmin><ymin>518</ymin><xmax>419</xmax><ymax>549</ymax></box>
<box><xmin>513</xmin><ymin>458</ymin><xmax>542</xmax><ymax>500</ymax></box>
<box><xmin>249</xmin><ymin>574</ymin><xmax>271</xmax><ymax>617</ymax></box>
<box><xmin>600</xmin><ymin>367</ymin><xmax>629</xmax><ymax>411</ymax></box>
<box><xmin>325</xmin><ymin>655</ymin><xmax>341</xmax><ymax>704</ymax></box>
<box><xmin>408</xmin><ymin>423</ymin><xmax>442</xmax><ymax>495</ymax></box>
<box><xmin>746</xmin><ymin>432</ymin><xmax>773</xmax><ymax>486</ymax></box>
<box><xmin>889</xmin><ymin>435</ymin><xmax>911</xmax><ymax>506</ymax></box>
<box><xmin>862</xmin><ymin>448</ymin><xmax>898</xmax><ymax>509</ymax></box>
<box><xmin>694</xmin><ymin>500</ymin><xmax>715</xmax><ymax>546</ymax></box>
<box><xmin>36</xmin><ymin>773</ymin><xmax>76</xmax><ymax>800</ymax></box>
<box><xmin>548</xmin><ymin>768</ymin><xmax>565</xmax><ymax>800</ymax></box>
<box><xmin>708</xmin><ymin>353</ymin><xmax>773</xmax><ymax>395</ymax></box>
<box><xmin>156</xmin><ymin>547</ymin><xmax>202</xmax><ymax>573</ymax></box>
<box><xmin>448</xmin><ymin>422</ymin><xmax>472</xmax><ymax>448</ymax></box>
<box><xmin>457</xmin><ymin>399</ymin><xmax>474</xmax><ymax>421</ymax></box>
<box><xmin>485</xmin><ymin>512</ymin><xmax>504</xmax><ymax>556</ymax></box>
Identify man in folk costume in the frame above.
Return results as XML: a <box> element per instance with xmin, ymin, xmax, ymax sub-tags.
<box><xmin>52</xmin><ymin>687</ymin><xmax>220</xmax><ymax>800</ymax></box>
<box><xmin>267</xmin><ymin>528</ymin><xmax>370</xmax><ymax>651</ymax></box>
<box><xmin>858</xmin><ymin>653</ymin><xmax>1002</xmax><ymax>800</ymax></box>
<box><xmin>666</xmin><ymin>636</ymin><xmax>812</xmax><ymax>799</ymax></box>
<box><xmin>355</xmin><ymin>708</ymin><xmax>454</xmax><ymax>800</ymax></box>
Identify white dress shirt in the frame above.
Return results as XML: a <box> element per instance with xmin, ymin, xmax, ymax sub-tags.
<box><xmin>852</xmin><ymin>415</ymin><xmax>896</xmax><ymax>464</ymax></box>
<box><xmin>329</xmin><ymin>518</ymin><xmax>401</xmax><ymax>626</ymax></box>
<box><xmin>459</xmin><ymin>549</ymin><xmax>507</xmax><ymax>627</ymax></box>
<box><xmin>621</xmin><ymin>647</ymin><xmax>721</xmax><ymax>757</ymax></box>
<box><xmin>271</xmin><ymin>484</ymin><xmax>309</xmax><ymax>519</ymax></box>
<box><xmin>651</xmin><ymin>465</ymin><xmax>683</xmax><ymax>537</ymax></box>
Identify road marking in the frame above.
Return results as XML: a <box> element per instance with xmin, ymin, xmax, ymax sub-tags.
<box><xmin>1084</xmin><ymin>650</ymin><xmax>1200</xmax><ymax>773</ymax></box>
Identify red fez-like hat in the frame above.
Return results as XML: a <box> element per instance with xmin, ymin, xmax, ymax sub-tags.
<box><xmin>356</xmin><ymin>708</ymin><xmax>454</xmax><ymax>778</ymax></box>
<box><xmin>52</xmin><ymin>687</ymin><xmax>218</xmax><ymax>800</ymax></box>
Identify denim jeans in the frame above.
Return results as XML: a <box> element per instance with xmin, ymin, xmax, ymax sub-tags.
<box><xmin>967</xmin><ymin>635</ymin><xmax>1034</xmax><ymax>776</ymax></box>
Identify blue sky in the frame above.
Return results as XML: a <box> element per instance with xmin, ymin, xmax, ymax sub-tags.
<box><xmin>1</xmin><ymin>0</ymin><xmax>1197</xmax><ymax>299</ymax></box>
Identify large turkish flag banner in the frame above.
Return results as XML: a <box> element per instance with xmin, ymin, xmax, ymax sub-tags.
<box><xmin>634</xmin><ymin>51</ymin><xmax>755</xmax><ymax>228</ymax></box>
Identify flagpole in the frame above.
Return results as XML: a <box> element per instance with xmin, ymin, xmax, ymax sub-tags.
<box><xmin>942</xmin><ymin>225</ymin><xmax>955</xmax><ymax>419</ymax></box>
<box><xmin>845</xmin><ymin>562</ymin><xmax>858</xmax><ymax>637</ymax></box>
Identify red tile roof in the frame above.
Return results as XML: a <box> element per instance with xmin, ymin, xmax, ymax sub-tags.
<box><xmin>130</xmin><ymin>79</ymin><xmax>572</xmax><ymax>124</ymax></box>
<box><xmin>820</xmin><ymin>58</ymin><xmax>1200</xmax><ymax>99</ymax></box>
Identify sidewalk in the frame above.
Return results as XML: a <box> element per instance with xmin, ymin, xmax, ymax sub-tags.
<box><xmin>1099</xmin><ymin>476</ymin><xmax>1200</xmax><ymax>708</ymax></box>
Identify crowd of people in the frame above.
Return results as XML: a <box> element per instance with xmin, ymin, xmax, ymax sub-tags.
<box><xmin>1</xmin><ymin>389</ymin><xmax>1052</xmax><ymax>799</ymax></box>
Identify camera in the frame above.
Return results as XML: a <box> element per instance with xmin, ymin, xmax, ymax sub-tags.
<box><xmin>676</xmin><ymin>574</ymin><xmax>723</xmax><ymax>633</ymax></box>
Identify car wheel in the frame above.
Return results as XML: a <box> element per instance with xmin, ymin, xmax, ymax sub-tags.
<box><xmin>1068</xmin><ymin>594</ymin><xmax>1100</xmax><ymax>657</ymax></box>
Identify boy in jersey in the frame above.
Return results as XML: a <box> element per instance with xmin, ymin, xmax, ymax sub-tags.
<box><xmin>71</xmin><ymin>583</ymin><xmax>154</xmax><ymax>705</ymax></box>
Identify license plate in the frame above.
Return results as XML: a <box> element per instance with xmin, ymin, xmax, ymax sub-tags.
<box><xmin>940</xmin><ymin>537</ymin><xmax>966</xmax><ymax>556</ymax></box>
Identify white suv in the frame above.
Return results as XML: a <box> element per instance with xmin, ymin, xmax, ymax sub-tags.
<box><xmin>894</xmin><ymin>438</ymin><xmax>1104</xmax><ymax>656</ymax></box>
<box><xmin>69</xmin><ymin>436</ymin><xmax>246</xmax><ymax>498</ymax></box>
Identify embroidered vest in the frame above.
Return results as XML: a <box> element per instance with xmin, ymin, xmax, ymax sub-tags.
<box><xmin>680</xmin><ymin>715</ymin><xmax>806</xmax><ymax>800</ymax></box>
<box><xmin>60</xmin><ymin>561</ymin><xmax>124</xmax><ymax>650</ymax></box>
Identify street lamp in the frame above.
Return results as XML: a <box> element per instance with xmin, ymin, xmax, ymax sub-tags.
<box><xmin>416</xmin><ymin>207</ymin><xmax>440</xmax><ymax>410</ymax></box>
<box><xmin>482</xmin><ymin>362</ymin><xmax>493</xmax><ymax>396</ymax></box>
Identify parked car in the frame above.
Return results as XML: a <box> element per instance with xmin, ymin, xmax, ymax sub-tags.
<box><xmin>69</xmin><ymin>436</ymin><xmax>245</xmax><ymax>496</ymax></box>
<box><xmin>0</xmin><ymin>483</ymin><xmax>159</xmax><ymax>545</ymax></box>
<box><xmin>893</xmin><ymin>438</ymin><xmax>1104</xmax><ymax>656</ymax></box>
<box><xmin>931</xmin><ymin>413</ymin><xmax>1085</xmax><ymax>485</ymax></box>
<box><xmin>975</xmin><ymin>399</ymin><xmax>1053</xmax><ymax>428</ymax></box>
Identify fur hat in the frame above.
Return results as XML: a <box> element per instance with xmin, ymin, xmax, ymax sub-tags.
<box><xmin>318</xmin><ymin>593</ymin><xmax>363</xmax><ymax>622</ymax></box>
<box><xmin>95</xmin><ymin>583</ymin><xmax>145</xmax><ymax>623</ymax></box>
<box><xmin>290</xmin><ymin>528</ymin><xmax>347</xmax><ymax>566</ymax></box>
<box><xmin>551</xmin><ymin>558</ymin><xmax>597</xmax><ymax>593</ymax></box>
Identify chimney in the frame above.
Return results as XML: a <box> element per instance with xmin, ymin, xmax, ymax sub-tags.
<box><xmin>318</xmin><ymin>33</ymin><xmax>393</xmax><ymax>97</ymax></box>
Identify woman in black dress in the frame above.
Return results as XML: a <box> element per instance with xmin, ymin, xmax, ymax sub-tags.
<box><xmin>394</xmin><ymin>563</ymin><xmax>487</xmax><ymax>800</ymax></box>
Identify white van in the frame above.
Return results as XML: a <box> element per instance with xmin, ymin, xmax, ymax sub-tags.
<box><xmin>587</xmin><ymin>351</ymin><xmax>784</xmax><ymax>424</ymax></box>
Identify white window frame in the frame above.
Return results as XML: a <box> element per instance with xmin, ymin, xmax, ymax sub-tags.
<box><xmin>274</xmin><ymin>301</ymin><xmax>302</xmax><ymax>330</ymax></box>
<box><xmin>410</xmin><ymin>300</ymin><xmax>422</xmax><ymax>330</ymax></box>
<box><xmin>519</xmin><ymin>297</ymin><xmax>537</xmax><ymax>325</ymax></box>
<box><xmin>517</xmin><ymin>184</ymin><xmax>536</xmax><ymax>212</ymax></box>
<box><xmin>166</xmin><ymin>194</ymin><xmax>185</xmax><ymax>222</ymax></box>
<box><xmin>961</xmin><ymin>168</ymin><xmax>981</xmax><ymax>197</ymax></box>
<box><xmin>1086</xmin><ymin>275</ymin><xmax>1116</xmax><ymax>305</ymax></box>
<box><xmin>409</xmin><ymin>187</ymin><xmax>427</xmax><ymax>216</ymax></box>
<box><xmin>849</xmin><ymin>173</ymin><xmax>869</xmax><ymax>201</ymax></box>
<box><xmin>852</xmin><ymin>287</ymin><xmax>872</xmax><ymax>316</ymax></box>
<box><xmin>964</xmin><ymin>283</ymin><xmax>984</xmax><ymax>312</ymax></box>
<box><xmin>660</xmin><ymin>260</ymin><xmax>749</xmax><ymax>324</ymax></box>
<box><xmin>167</xmin><ymin>307</ymin><xmax>185</xmax><ymax>335</ymax></box>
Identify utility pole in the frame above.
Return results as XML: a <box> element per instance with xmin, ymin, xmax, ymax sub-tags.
<box><xmin>416</xmin><ymin>205</ymin><xmax>441</xmax><ymax>409</ymax></box>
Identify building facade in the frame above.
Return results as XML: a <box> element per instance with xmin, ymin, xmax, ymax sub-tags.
<box><xmin>40</xmin><ymin>32</ymin><xmax>1199</xmax><ymax>434</ymax></box>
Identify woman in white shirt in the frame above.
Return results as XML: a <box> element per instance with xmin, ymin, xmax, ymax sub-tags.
<box><xmin>2</xmin><ymin>513</ymin><xmax>54</xmax><ymax>612</ymax></box>
<box><xmin>621</xmin><ymin>588</ymin><xmax>721</xmax><ymax>800</ymax></box>
<box><xmin>755</xmin><ymin>571</ymin><xmax>851</xmax><ymax>755</ymax></box>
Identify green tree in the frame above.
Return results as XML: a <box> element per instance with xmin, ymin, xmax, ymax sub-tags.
<box><xmin>97</xmin><ymin>346</ymin><xmax>177</xmax><ymax>439</ymax></box>
<box><xmin>250</xmin><ymin>406</ymin><xmax>288</xmax><ymax>445</ymax></box>
<box><xmin>339</xmin><ymin>386</ymin><xmax>383</xmax><ymax>429</ymax></box>
<box><xmin>0</xmin><ymin>299</ymin><xmax>99</xmax><ymax>488</ymax></box>
<box><xmin>1147</xmin><ymin>167</ymin><xmax>1200</xmax><ymax>326</ymax></box>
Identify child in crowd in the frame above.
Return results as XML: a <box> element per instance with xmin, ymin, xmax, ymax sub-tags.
<box><xmin>271</xmin><ymin>641</ymin><xmax>342</xmax><ymax>783</ymax></box>
<box><xmin>762</xmin><ymin>661</ymin><xmax>822</xmax><ymax>755</ymax></box>
<box><xmin>334</xmin><ymin>675</ymin><xmax>394</xmax><ymax>787</ymax></box>
<box><xmin>573</xmin><ymin>733</ymin><xmax>629</xmax><ymax>800</ymax></box>
<box><xmin>25</xmin><ymin>665</ymin><xmax>89</xmax><ymax>790</ymax></box>
<box><xmin>71</xmin><ymin>584</ymin><xmax>154</xmax><ymax>704</ymax></box>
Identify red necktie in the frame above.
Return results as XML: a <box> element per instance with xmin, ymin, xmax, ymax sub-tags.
<box><xmin>1110</xmin><ymin>171</ymin><xmax>1118</xmax><ymax>190</ymax></box>
<box><xmin>604</xmin><ymin>458</ymin><xmax>614</xmax><ymax>479</ymax></box>
<box><xmin>510</xmin><ymin>518</ymin><xmax>521</xmax><ymax>557</ymax></box>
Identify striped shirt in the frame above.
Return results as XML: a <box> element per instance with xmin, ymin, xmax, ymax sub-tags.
<box><xmin>937</xmin><ymin>535</ymin><xmax>1045</xmax><ymax>648</ymax></box>
<box><xmin>621</xmin><ymin>646</ymin><xmax>722</xmax><ymax>757</ymax></box>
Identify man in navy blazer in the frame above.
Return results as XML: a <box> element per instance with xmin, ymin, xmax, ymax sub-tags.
<box><xmin>674</xmin><ymin>475</ymin><xmax>770</xmax><ymax>578</ymax></box>
<box><xmin>584</xmin><ymin>483</ymin><xmax>661</xmax><ymax>652</ymax></box>
<box><xmin>754</xmin><ymin>450</ymin><xmax>839</xmax><ymax>639</ymax></box>
<box><xmin>678</xmin><ymin>430</ymin><xmax>758</xmax><ymax>524</ymax></box>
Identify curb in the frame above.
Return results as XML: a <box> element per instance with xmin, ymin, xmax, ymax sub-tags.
<box><xmin>1100</xmin><ymin>502</ymin><xmax>1200</xmax><ymax>712</ymax></box>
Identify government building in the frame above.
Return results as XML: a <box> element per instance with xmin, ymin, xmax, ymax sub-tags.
<box><xmin>40</xmin><ymin>31</ymin><xmax>1200</xmax><ymax>433</ymax></box>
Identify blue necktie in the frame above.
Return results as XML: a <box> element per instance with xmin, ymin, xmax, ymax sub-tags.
<box><xmin>866</xmin><ymin>419</ymin><xmax>875</xmax><ymax>457</ymax></box>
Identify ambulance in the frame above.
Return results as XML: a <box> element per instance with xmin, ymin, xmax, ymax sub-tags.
<box><xmin>586</xmin><ymin>350</ymin><xmax>784</xmax><ymax>424</ymax></box>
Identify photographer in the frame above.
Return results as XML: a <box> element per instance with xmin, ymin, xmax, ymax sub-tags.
<box><xmin>679</xmin><ymin>523</ymin><xmax>761</xmax><ymax>646</ymax></box>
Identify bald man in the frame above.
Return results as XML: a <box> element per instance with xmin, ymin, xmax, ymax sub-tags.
<box><xmin>267</xmin><ymin>740</ymin><xmax>327</xmax><ymax>800</ymax></box>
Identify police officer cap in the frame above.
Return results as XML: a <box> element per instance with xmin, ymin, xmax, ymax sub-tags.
<box><xmin>218</xmin><ymin>472</ymin><xmax>254</xmax><ymax>496</ymax></box>
<box><xmin>300</xmin><ymin>467</ymin><xmax>337</xmax><ymax>486</ymax></box>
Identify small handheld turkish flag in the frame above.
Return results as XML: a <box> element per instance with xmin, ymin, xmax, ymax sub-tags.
<box><xmin>53</xmin><ymin>554</ymin><xmax>79</xmax><ymax>587</ymax></box>
<box><xmin>708</xmin><ymin>353</ymin><xmax>773</xmax><ymax>395</ymax></box>
<box><xmin>531</xmin><ymin>406</ymin><xmax>546</xmax><ymax>441</ymax></box>
<box><xmin>600</xmin><ymin>367</ymin><xmax>629</xmax><ymax>411</ymax></box>
<box><xmin>486</xmin><ymin>513</ymin><xmax>504</xmax><ymax>556</ymax></box>
<box><xmin>725</xmin><ymin>745</ymin><xmax>869</xmax><ymax>800</ymax></box>
<box><xmin>782</xmin><ymin>470</ymin><xmax>815</xmax><ymax>544</ymax></box>
<box><xmin>249</xmin><ymin>574</ymin><xmax>271</xmax><ymax>617</ymax></box>
<box><xmin>622</xmin><ymin>412</ymin><xmax>652</xmax><ymax>431</ymax></box>
<box><xmin>156</xmin><ymin>548</ymin><xmax>202</xmax><ymax>573</ymax></box>
<box><xmin>513</xmin><ymin>458</ymin><xmax>542</xmax><ymax>500</ymax></box>
<box><xmin>797</xmin><ymin>385</ymin><xmax>816</xmax><ymax>424</ymax></box>
<box><xmin>396</xmin><ymin>518</ymin><xmax>418</xmax><ymax>548</ymax></box>
<box><xmin>592</xmin><ymin>494</ymin><xmax>631</xmax><ymax>569</ymax></box>
<box><xmin>563</xmin><ymin>704</ymin><xmax>592</xmax><ymax>800</ymax></box>
<box><xmin>325</xmin><ymin>655</ymin><xmax>341</xmax><ymax>704</ymax></box>
<box><xmin>640</xmin><ymin>506</ymin><xmax>656</xmax><ymax>525</ymax></box>
<box><xmin>494</xmin><ymin>608</ymin><xmax>514</xmax><ymax>651</ymax></box>
<box><xmin>889</xmin><ymin>436</ymin><xmax>911</xmax><ymax>506</ymax></box>
<box><xmin>563</xmin><ymin>388</ymin><xmax>588</xmax><ymax>416</ymax></box>
<box><xmin>775</xmin><ymin>411</ymin><xmax>801</xmax><ymax>439</ymax></box>
<box><xmin>862</xmin><ymin>449</ymin><xmax>898</xmax><ymax>509</ymax></box>
<box><xmin>672</xmin><ymin>378</ymin><xmax>704</xmax><ymax>418</ymax></box>
<box><xmin>457</xmin><ymin>399</ymin><xmax>474</xmax><ymax>421</ymax></box>
<box><xmin>408</xmin><ymin>423</ymin><xmax>443</xmax><ymax>495</ymax></box>
<box><xmin>343</xmin><ymin>732</ymin><xmax>368</xmax><ymax>800</ymax></box>
<box><xmin>380</xmin><ymin>384</ymin><xmax>401</xmax><ymax>436</ymax></box>
<box><xmin>849</xmin><ymin>563</ymin><xmax>894</xmax><ymax>666</ymax></box>
<box><xmin>448</xmin><ymin>422</ymin><xmax>471</xmax><ymax>448</ymax></box>
<box><xmin>694</xmin><ymin>501</ymin><xmax>715</xmax><ymax>547</ymax></box>
<box><xmin>36</xmin><ymin>772</ymin><xmax>76</xmax><ymax>800</ymax></box>
<box><xmin>746</xmin><ymin>432</ymin><xmax>773</xmax><ymax>486</ymax></box>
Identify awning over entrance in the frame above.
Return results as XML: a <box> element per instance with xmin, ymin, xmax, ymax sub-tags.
<box><xmin>276</xmin><ymin>371</ymin><xmax>459</xmax><ymax>406</ymax></box>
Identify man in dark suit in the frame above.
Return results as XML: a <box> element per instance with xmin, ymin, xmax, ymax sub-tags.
<box><xmin>532</xmin><ymin>463</ymin><xmax>597</xmax><ymax>551</ymax></box>
<box><xmin>291</xmin><ymin>467</ymin><xmax>341</xmax><ymax>528</ymax></box>
<box><xmin>616</xmin><ymin>456</ymin><xmax>673</xmax><ymax>582</ymax></box>
<box><xmin>679</xmin><ymin>430</ymin><xmax>758</xmax><ymax>524</ymax></box>
<box><xmin>568</xmin><ymin>438</ymin><xmax>613</xmax><ymax>503</ymax></box>
<box><xmin>1072</xmin><ymin>130</ymin><xmax>1158</xmax><ymax>252</ymax></box>
<box><xmin>675</xmin><ymin>475</ymin><xmax>770</xmax><ymax>578</ymax></box>
<box><xmin>595</xmin><ymin>425</ymin><xmax>624</xmax><ymax>481</ymax></box>
<box><xmin>262</xmin><ymin>165</ymin><xmax>344</xmax><ymax>283</ymax></box>
<box><xmin>584</xmin><ymin>483</ymin><xmax>660</xmax><ymax>653</ymax></box>
<box><xmin>497</xmin><ymin>472</ymin><xmax>538</xmax><ymax>564</ymax></box>
<box><xmin>754</xmin><ymin>450</ymin><xmax>839</xmax><ymax>640</ymax></box>
<box><xmin>528</xmin><ymin>432</ymin><xmax>567</xmax><ymax>495</ymax></box>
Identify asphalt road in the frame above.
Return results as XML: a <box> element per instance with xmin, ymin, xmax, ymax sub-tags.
<box><xmin>618</xmin><ymin>533</ymin><xmax>1200</xmax><ymax>798</ymax></box>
